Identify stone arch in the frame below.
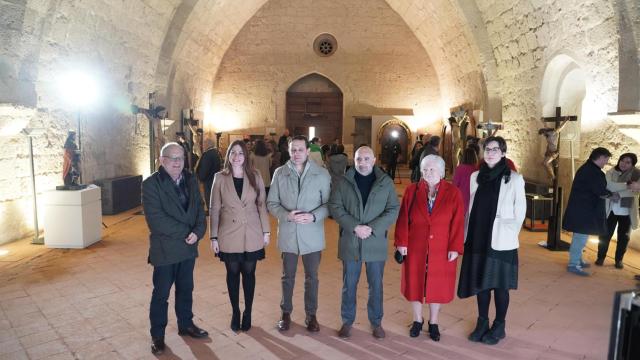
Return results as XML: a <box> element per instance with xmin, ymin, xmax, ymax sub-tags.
<box><xmin>540</xmin><ymin>54</ymin><xmax>587</xmax><ymax>146</ymax></box>
<box><xmin>540</xmin><ymin>54</ymin><xmax>588</xmax><ymax>207</ymax></box>
<box><xmin>377</xmin><ymin>119</ymin><xmax>412</xmax><ymax>164</ymax></box>
<box><xmin>285</xmin><ymin>73</ymin><xmax>344</xmax><ymax>144</ymax></box>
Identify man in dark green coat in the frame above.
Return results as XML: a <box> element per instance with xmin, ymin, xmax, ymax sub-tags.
<box><xmin>328</xmin><ymin>146</ymin><xmax>400</xmax><ymax>339</ymax></box>
<box><xmin>142</xmin><ymin>142</ymin><xmax>208</xmax><ymax>355</ymax></box>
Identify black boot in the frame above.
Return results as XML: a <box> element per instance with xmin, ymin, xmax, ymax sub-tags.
<box><xmin>409</xmin><ymin>321</ymin><xmax>423</xmax><ymax>337</ymax></box>
<box><xmin>468</xmin><ymin>317</ymin><xmax>489</xmax><ymax>342</ymax></box>
<box><xmin>241</xmin><ymin>310</ymin><xmax>252</xmax><ymax>331</ymax></box>
<box><xmin>428</xmin><ymin>322</ymin><xmax>440</xmax><ymax>341</ymax></box>
<box><xmin>231</xmin><ymin>309</ymin><xmax>241</xmax><ymax>332</ymax></box>
<box><xmin>481</xmin><ymin>320</ymin><xmax>506</xmax><ymax>345</ymax></box>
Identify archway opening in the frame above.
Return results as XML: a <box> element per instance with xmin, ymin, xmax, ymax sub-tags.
<box><xmin>286</xmin><ymin>74</ymin><xmax>343</xmax><ymax>145</ymax></box>
<box><xmin>377</xmin><ymin>119</ymin><xmax>411</xmax><ymax>167</ymax></box>
<box><xmin>540</xmin><ymin>54</ymin><xmax>587</xmax><ymax>212</ymax></box>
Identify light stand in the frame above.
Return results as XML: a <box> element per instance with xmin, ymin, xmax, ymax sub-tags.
<box><xmin>76</xmin><ymin>111</ymin><xmax>83</xmax><ymax>184</ymax></box>
<box><xmin>21</xmin><ymin>128</ymin><xmax>46</xmax><ymax>244</ymax></box>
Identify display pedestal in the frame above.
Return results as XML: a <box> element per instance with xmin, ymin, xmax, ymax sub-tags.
<box><xmin>44</xmin><ymin>186</ymin><xmax>102</xmax><ymax>248</ymax></box>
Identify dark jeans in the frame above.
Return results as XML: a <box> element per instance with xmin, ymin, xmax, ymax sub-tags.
<box><xmin>224</xmin><ymin>260</ymin><xmax>257</xmax><ymax>314</ymax></box>
<box><xmin>387</xmin><ymin>161</ymin><xmax>398</xmax><ymax>180</ymax></box>
<box><xmin>150</xmin><ymin>257</ymin><xmax>195</xmax><ymax>338</ymax></box>
<box><xmin>341</xmin><ymin>260</ymin><xmax>384</xmax><ymax>327</ymax></box>
<box><xmin>281</xmin><ymin>251</ymin><xmax>321</xmax><ymax>315</ymax></box>
<box><xmin>598</xmin><ymin>212</ymin><xmax>631</xmax><ymax>262</ymax></box>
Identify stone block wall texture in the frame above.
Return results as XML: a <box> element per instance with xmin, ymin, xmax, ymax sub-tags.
<box><xmin>209</xmin><ymin>0</ymin><xmax>444</xmax><ymax>139</ymax></box>
<box><xmin>0</xmin><ymin>0</ymin><xmax>181</xmax><ymax>244</ymax></box>
<box><xmin>474</xmin><ymin>0</ymin><xmax>630</xmax><ymax>182</ymax></box>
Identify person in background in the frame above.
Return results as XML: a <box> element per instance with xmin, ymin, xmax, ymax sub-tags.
<box><xmin>309</xmin><ymin>137</ymin><xmax>324</xmax><ymax>166</ymax></box>
<box><xmin>268</xmin><ymin>139</ymin><xmax>281</xmax><ymax>177</ymax></box>
<box><xmin>195</xmin><ymin>139</ymin><xmax>222</xmax><ymax>213</ymax></box>
<box><xmin>251</xmin><ymin>140</ymin><xmax>273</xmax><ymax>195</ymax></box>
<box><xmin>596</xmin><ymin>153</ymin><xmax>640</xmax><ymax>269</ymax></box>
<box><xmin>278</xmin><ymin>129</ymin><xmax>292</xmax><ymax>163</ymax></box>
<box><xmin>409</xmin><ymin>141</ymin><xmax>424</xmax><ymax>183</ymax></box>
<box><xmin>395</xmin><ymin>155</ymin><xmax>464</xmax><ymax>341</ymax></box>
<box><xmin>563</xmin><ymin>147</ymin><xmax>620</xmax><ymax>276</ymax></box>
<box><xmin>327</xmin><ymin>144</ymin><xmax>348</xmax><ymax>188</ymax></box>
<box><xmin>419</xmin><ymin>136</ymin><xmax>441</xmax><ymax>164</ymax></box>
<box><xmin>452</xmin><ymin>147</ymin><xmax>479</xmax><ymax>213</ymax></box>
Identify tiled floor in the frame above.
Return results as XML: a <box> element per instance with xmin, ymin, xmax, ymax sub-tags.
<box><xmin>1</xmin><ymin>182</ymin><xmax>639</xmax><ymax>359</ymax></box>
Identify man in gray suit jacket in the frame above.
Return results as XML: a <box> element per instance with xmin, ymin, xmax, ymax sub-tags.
<box><xmin>142</xmin><ymin>142</ymin><xmax>208</xmax><ymax>355</ymax></box>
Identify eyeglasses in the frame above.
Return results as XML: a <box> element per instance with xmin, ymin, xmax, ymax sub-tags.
<box><xmin>484</xmin><ymin>147</ymin><xmax>502</xmax><ymax>154</ymax></box>
<box><xmin>163</xmin><ymin>156</ymin><xmax>184</xmax><ymax>162</ymax></box>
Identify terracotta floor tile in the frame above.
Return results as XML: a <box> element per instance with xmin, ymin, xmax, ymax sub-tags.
<box><xmin>0</xmin><ymin>350</ymin><xmax>29</xmax><ymax>360</ymax></box>
<box><xmin>1</xmin><ymin>197</ymin><xmax>639</xmax><ymax>359</ymax></box>
<box><xmin>17</xmin><ymin>328</ymin><xmax>60</xmax><ymax>348</ymax></box>
<box><xmin>25</xmin><ymin>339</ymin><xmax>69</xmax><ymax>360</ymax></box>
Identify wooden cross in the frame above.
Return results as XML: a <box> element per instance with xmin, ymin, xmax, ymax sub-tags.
<box><xmin>542</xmin><ymin>107</ymin><xmax>578</xmax><ymax>251</ymax></box>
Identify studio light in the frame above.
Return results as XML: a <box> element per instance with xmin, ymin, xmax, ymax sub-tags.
<box><xmin>58</xmin><ymin>71</ymin><xmax>100</xmax><ymax>109</ymax></box>
<box><xmin>391</xmin><ymin>130</ymin><xmax>399</xmax><ymax>138</ymax></box>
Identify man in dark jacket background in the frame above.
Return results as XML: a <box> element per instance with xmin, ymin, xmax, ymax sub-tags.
<box><xmin>329</xmin><ymin>146</ymin><xmax>400</xmax><ymax>339</ymax></box>
<box><xmin>195</xmin><ymin>139</ymin><xmax>221</xmax><ymax>212</ymax></box>
<box><xmin>563</xmin><ymin>147</ymin><xmax>613</xmax><ymax>276</ymax></box>
<box><xmin>142</xmin><ymin>142</ymin><xmax>208</xmax><ymax>355</ymax></box>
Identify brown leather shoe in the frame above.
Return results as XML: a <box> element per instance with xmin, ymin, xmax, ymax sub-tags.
<box><xmin>277</xmin><ymin>313</ymin><xmax>291</xmax><ymax>332</ymax></box>
<box><xmin>372</xmin><ymin>326</ymin><xmax>386</xmax><ymax>339</ymax></box>
<box><xmin>338</xmin><ymin>324</ymin><xmax>351</xmax><ymax>338</ymax></box>
<box><xmin>305</xmin><ymin>315</ymin><xmax>320</xmax><ymax>332</ymax></box>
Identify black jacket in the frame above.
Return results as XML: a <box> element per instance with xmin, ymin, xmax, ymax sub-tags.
<box><xmin>562</xmin><ymin>160</ymin><xmax>610</xmax><ymax>235</ymax></box>
<box><xmin>142</xmin><ymin>167</ymin><xmax>206</xmax><ymax>266</ymax></box>
<box><xmin>196</xmin><ymin>147</ymin><xmax>222</xmax><ymax>205</ymax></box>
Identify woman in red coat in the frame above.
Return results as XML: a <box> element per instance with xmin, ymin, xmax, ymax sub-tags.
<box><xmin>395</xmin><ymin>155</ymin><xmax>465</xmax><ymax>341</ymax></box>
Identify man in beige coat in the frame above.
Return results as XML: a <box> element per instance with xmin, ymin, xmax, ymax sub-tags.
<box><xmin>267</xmin><ymin>135</ymin><xmax>331</xmax><ymax>332</ymax></box>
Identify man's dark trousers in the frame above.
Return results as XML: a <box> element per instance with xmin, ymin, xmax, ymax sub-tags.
<box><xmin>150</xmin><ymin>257</ymin><xmax>196</xmax><ymax>338</ymax></box>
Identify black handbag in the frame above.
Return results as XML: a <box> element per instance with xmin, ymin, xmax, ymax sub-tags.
<box><xmin>394</xmin><ymin>250</ymin><xmax>405</xmax><ymax>264</ymax></box>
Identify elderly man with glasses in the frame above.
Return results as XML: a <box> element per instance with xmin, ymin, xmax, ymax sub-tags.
<box><xmin>142</xmin><ymin>142</ymin><xmax>208</xmax><ymax>355</ymax></box>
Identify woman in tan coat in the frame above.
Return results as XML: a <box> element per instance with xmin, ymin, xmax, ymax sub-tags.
<box><xmin>210</xmin><ymin>140</ymin><xmax>271</xmax><ymax>332</ymax></box>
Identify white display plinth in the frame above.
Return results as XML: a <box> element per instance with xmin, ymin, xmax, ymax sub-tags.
<box><xmin>44</xmin><ymin>185</ymin><xmax>102</xmax><ymax>248</ymax></box>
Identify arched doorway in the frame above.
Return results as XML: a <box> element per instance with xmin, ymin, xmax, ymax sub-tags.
<box><xmin>286</xmin><ymin>74</ymin><xmax>343</xmax><ymax>144</ymax></box>
<box><xmin>540</xmin><ymin>54</ymin><xmax>586</xmax><ymax>174</ymax></box>
<box><xmin>377</xmin><ymin>119</ymin><xmax>411</xmax><ymax>166</ymax></box>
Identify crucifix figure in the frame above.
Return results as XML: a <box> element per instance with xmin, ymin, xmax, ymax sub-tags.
<box><xmin>541</xmin><ymin>106</ymin><xmax>578</xmax><ymax>251</ymax></box>
<box><xmin>540</xmin><ymin>108</ymin><xmax>577</xmax><ymax>180</ymax></box>
<box><xmin>538</xmin><ymin>119</ymin><xmax>569</xmax><ymax>179</ymax></box>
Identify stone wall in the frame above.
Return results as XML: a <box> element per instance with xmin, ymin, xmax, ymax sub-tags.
<box><xmin>0</xmin><ymin>0</ymin><xmax>178</xmax><ymax>244</ymax></box>
<box><xmin>209</xmin><ymin>0</ymin><xmax>443</xmax><ymax>139</ymax></box>
<box><xmin>475</xmin><ymin>0</ymin><xmax>622</xmax><ymax>182</ymax></box>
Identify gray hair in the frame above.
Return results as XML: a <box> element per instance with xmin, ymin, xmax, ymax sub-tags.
<box><xmin>420</xmin><ymin>155</ymin><xmax>446</xmax><ymax>179</ymax></box>
<box><xmin>160</xmin><ymin>142</ymin><xmax>182</xmax><ymax>156</ymax></box>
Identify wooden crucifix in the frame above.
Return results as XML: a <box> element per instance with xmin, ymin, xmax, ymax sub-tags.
<box><xmin>541</xmin><ymin>106</ymin><xmax>577</xmax><ymax>251</ymax></box>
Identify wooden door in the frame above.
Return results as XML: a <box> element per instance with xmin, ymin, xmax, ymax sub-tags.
<box><xmin>286</xmin><ymin>92</ymin><xmax>343</xmax><ymax>143</ymax></box>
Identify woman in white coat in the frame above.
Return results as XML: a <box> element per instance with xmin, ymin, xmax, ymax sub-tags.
<box><xmin>457</xmin><ymin>136</ymin><xmax>526</xmax><ymax>346</ymax></box>
<box><xmin>597</xmin><ymin>153</ymin><xmax>640</xmax><ymax>268</ymax></box>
